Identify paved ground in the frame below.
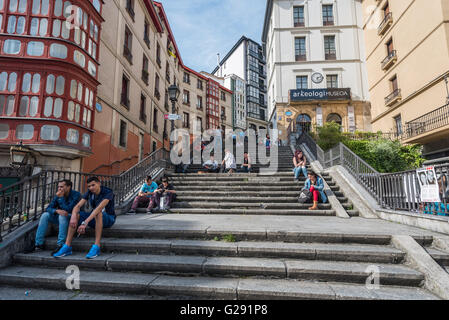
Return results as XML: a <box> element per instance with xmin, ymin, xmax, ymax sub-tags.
<box><xmin>114</xmin><ymin>214</ymin><xmax>449</xmax><ymax>239</ymax></box>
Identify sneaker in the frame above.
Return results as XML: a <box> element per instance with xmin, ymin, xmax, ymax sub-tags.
<box><xmin>51</xmin><ymin>245</ymin><xmax>63</xmax><ymax>256</ymax></box>
<box><xmin>128</xmin><ymin>209</ymin><xmax>136</xmax><ymax>214</ymax></box>
<box><xmin>86</xmin><ymin>244</ymin><xmax>101</xmax><ymax>259</ymax></box>
<box><xmin>53</xmin><ymin>244</ymin><xmax>72</xmax><ymax>258</ymax></box>
<box><xmin>146</xmin><ymin>208</ymin><xmax>153</xmax><ymax>214</ymax></box>
<box><xmin>24</xmin><ymin>244</ymin><xmax>45</xmax><ymax>254</ymax></box>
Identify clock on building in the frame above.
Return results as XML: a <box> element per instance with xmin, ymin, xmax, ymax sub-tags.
<box><xmin>311</xmin><ymin>72</ymin><xmax>324</xmax><ymax>84</ymax></box>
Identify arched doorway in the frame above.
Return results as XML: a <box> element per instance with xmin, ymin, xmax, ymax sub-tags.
<box><xmin>296</xmin><ymin>114</ymin><xmax>312</xmax><ymax>134</ymax></box>
<box><xmin>326</xmin><ymin>113</ymin><xmax>343</xmax><ymax>127</ymax></box>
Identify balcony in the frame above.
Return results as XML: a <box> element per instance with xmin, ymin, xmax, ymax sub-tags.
<box><xmin>141</xmin><ymin>70</ymin><xmax>149</xmax><ymax>85</ymax></box>
<box><xmin>140</xmin><ymin>113</ymin><xmax>147</xmax><ymax>124</ymax></box>
<box><xmin>295</xmin><ymin>54</ymin><xmax>307</xmax><ymax>62</ymax></box>
<box><xmin>156</xmin><ymin>57</ymin><xmax>161</xmax><ymax>69</ymax></box>
<box><xmin>404</xmin><ymin>103</ymin><xmax>449</xmax><ymax>140</ymax></box>
<box><xmin>378</xmin><ymin>12</ymin><xmax>393</xmax><ymax>36</ymax></box>
<box><xmin>126</xmin><ymin>5</ymin><xmax>135</xmax><ymax>21</ymax></box>
<box><xmin>123</xmin><ymin>46</ymin><xmax>133</xmax><ymax>65</ymax></box>
<box><xmin>121</xmin><ymin>93</ymin><xmax>130</xmax><ymax>109</ymax></box>
<box><xmin>166</xmin><ymin>72</ymin><xmax>170</xmax><ymax>83</ymax></box>
<box><xmin>323</xmin><ymin>18</ymin><xmax>334</xmax><ymax>26</ymax></box>
<box><xmin>382</xmin><ymin>50</ymin><xmax>397</xmax><ymax>70</ymax></box>
<box><xmin>154</xmin><ymin>89</ymin><xmax>161</xmax><ymax>101</ymax></box>
<box><xmin>325</xmin><ymin>52</ymin><xmax>337</xmax><ymax>61</ymax></box>
<box><xmin>294</xmin><ymin>20</ymin><xmax>305</xmax><ymax>27</ymax></box>
<box><xmin>385</xmin><ymin>89</ymin><xmax>401</xmax><ymax>107</ymax></box>
<box><xmin>144</xmin><ymin>35</ymin><xmax>151</xmax><ymax>49</ymax></box>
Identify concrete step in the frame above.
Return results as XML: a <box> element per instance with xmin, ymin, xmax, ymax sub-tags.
<box><xmin>167</xmin><ymin>172</ymin><xmax>330</xmax><ymax>178</ymax></box>
<box><xmin>172</xmin><ymin>181</ymin><xmax>332</xmax><ymax>187</ymax></box>
<box><xmin>174</xmin><ymin>197</ymin><xmax>327</xmax><ymax>204</ymax></box>
<box><xmin>425</xmin><ymin>247</ymin><xmax>449</xmax><ymax>266</ymax></box>
<box><xmin>43</xmin><ymin>237</ymin><xmax>406</xmax><ymax>264</ymax></box>
<box><xmin>12</xmin><ymin>252</ymin><xmax>424</xmax><ymax>286</ymax></box>
<box><xmin>0</xmin><ymin>266</ymin><xmax>437</xmax><ymax>300</ymax></box>
<box><xmin>170</xmin><ymin>203</ymin><xmax>333</xmax><ymax>210</ymax></box>
<box><xmin>174</xmin><ymin>186</ymin><xmax>317</xmax><ymax>192</ymax></box>
<box><xmin>166</xmin><ymin>208</ymin><xmax>336</xmax><ymax>216</ymax></box>
<box><xmin>169</xmin><ymin>176</ymin><xmax>308</xmax><ymax>182</ymax></box>
<box><xmin>175</xmin><ymin>191</ymin><xmax>302</xmax><ymax>197</ymax></box>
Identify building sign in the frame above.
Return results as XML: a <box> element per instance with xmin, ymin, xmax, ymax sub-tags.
<box><xmin>417</xmin><ymin>167</ymin><xmax>440</xmax><ymax>203</ymax></box>
<box><xmin>348</xmin><ymin>105</ymin><xmax>355</xmax><ymax>132</ymax></box>
<box><xmin>164</xmin><ymin>114</ymin><xmax>181</xmax><ymax>121</ymax></box>
<box><xmin>285</xmin><ymin>111</ymin><xmax>293</xmax><ymax>117</ymax></box>
<box><xmin>316</xmin><ymin>106</ymin><xmax>323</xmax><ymax>126</ymax></box>
<box><xmin>290</xmin><ymin>88</ymin><xmax>351</xmax><ymax>102</ymax></box>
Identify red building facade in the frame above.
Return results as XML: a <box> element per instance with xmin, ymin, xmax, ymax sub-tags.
<box><xmin>0</xmin><ymin>0</ymin><xmax>103</xmax><ymax>166</ymax></box>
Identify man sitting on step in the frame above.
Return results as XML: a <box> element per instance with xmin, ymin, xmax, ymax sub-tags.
<box><xmin>129</xmin><ymin>176</ymin><xmax>158</xmax><ymax>214</ymax></box>
<box><xmin>302</xmin><ymin>171</ymin><xmax>327</xmax><ymax>210</ymax></box>
<box><xmin>53</xmin><ymin>177</ymin><xmax>116</xmax><ymax>259</ymax></box>
<box><xmin>221</xmin><ymin>149</ymin><xmax>237</xmax><ymax>174</ymax></box>
<box><xmin>147</xmin><ymin>177</ymin><xmax>177</xmax><ymax>213</ymax></box>
<box><xmin>203</xmin><ymin>155</ymin><xmax>219</xmax><ymax>173</ymax></box>
<box><xmin>238</xmin><ymin>152</ymin><xmax>252</xmax><ymax>173</ymax></box>
<box><xmin>28</xmin><ymin>180</ymin><xmax>81</xmax><ymax>255</ymax></box>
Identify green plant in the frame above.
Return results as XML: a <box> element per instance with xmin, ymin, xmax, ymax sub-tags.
<box><xmin>315</xmin><ymin>122</ymin><xmax>345</xmax><ymax>151</ymax></box>
<box><xmin>213</xmin><ymin>236</ymin><xmax>220</xmax><ymax>241</ymax></box>
<box><xmin>222</xmin><ymin>234</ymin><xmax>237</xmax><ymax>242</ymax></box>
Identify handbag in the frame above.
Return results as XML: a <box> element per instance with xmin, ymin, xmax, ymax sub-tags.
<box><xmin>298</xmin><ymin>189</ymin><xmax>313</xmax><ymax>204</ymax></box>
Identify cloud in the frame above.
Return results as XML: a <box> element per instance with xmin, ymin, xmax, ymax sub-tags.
<box><xmin>160</xmin><ymin>0</ymin><xmax>266</xmax><ymax>73</ymax></box>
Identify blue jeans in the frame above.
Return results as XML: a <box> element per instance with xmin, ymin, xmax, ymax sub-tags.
<box><xmin>78</xmin><ymin>211</ymin><xmax>116</xmax><ymax>229</ymax></box>
<box><xmin>35</xmin><ymin>211</ymin><xmax>70</xmax><ymax>246</ymax></box>
<box><xmin>294</xmin><ymin>166</ymin><xmax>307</xmax><ymax>179</ymax></box>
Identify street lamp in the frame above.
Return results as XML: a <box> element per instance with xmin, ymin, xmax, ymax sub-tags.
<box><xmin>168</xmin><ymin>83</ymin><xmax>180</xmax><ymax>151</ymax></box>
<box><xmin>9</xmin><ymin>141</ymin><xmax>37</xmax><ymax>177</ymax></box>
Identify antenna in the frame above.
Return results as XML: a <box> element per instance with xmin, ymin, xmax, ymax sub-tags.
<box><xmin>217</xmin><ymin>53</ymin><xmax>221</xmax><ymax>77</ymax></box>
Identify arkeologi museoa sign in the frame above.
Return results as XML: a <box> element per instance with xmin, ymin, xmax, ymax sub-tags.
<box><xmin>290</xmin><ymin>88</ymin><xmax>351</xmax><ymax>102</ymax></box>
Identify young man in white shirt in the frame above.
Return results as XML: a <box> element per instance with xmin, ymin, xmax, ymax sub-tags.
<box><xmin>222</xmin><ymin>149</ymin><xmax>236</xmax><ymax>174</ymax></box>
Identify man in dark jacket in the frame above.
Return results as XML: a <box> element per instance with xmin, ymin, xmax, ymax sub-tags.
<box><xmin>53</xmin><ymin>177</ymin><xmax>116</xmax><ymax>259</ymax></box>
<box><xmin>32</xmin><ymin>180</ymin><xmax>81</xmax><ymax>255</ymax></box>
<box><xmin>147</xmin><ymin>178</ymin><xmax>176</xmax><ymax>213</ymax></box>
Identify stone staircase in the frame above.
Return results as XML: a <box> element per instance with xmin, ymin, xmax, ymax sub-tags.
<box><xmin>0</xmin><ymin>145</ymin><xmax>446</xmax><ymax>299</ymax></box>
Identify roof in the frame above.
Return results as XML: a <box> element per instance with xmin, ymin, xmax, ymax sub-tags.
<box><xmin>211</xmin><ymin>35</ymin><xmax>262</xmax><ymax>74</ymax></box>
<box><xmin>183</xmin><ymin>65</ymin><xmax>209</xmax><ymax>81</ymax></box>
<box><xmin>261</xmin><ymin>0</ymin><xmax>273</xmax><ymax>43</ymax></box>
<box><xmin>153</xmin><ymin>1</ymin><xmax>183</xmax><ymax>65</ymax></box>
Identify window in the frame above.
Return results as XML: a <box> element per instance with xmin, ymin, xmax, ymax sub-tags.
<box><xmin>74</xmin><ymin>50</ymin><xmax>86</xmax><ymax>68</ymax></box>
<box><xmin>293</xmin><ymin>6</ymin><xmax>304</xmax><ymax>27</ymax></box>
<box><xmin>0</xmin><ymin>123</ymin><xmax>9</xmax><ymax>139</ymax></box>
<box><xmin>41</xmin><ymin>125</ymin><xmax>60</xmax><ymax>141</ymax></box>
<box><xmin>30</xmin><ymin>18</ymin><xmax>48</xmax><ymax>36</ymax></box>
<box><xmin>324</xmin><ymin>36</ymin><xmax>336</xmax><ymax>60</ymax></box>
<box><xmin>124</xmin><ymin>26</ymin><xmax>133</xmax><ymax>63</ymax></box>
<box><xmin>54</xmin><ymin>0</ymin><xmax>63</xmax><ymax>16</ymax></box>
<box><xmin>88</xmin><ymin>61</ymin><xmax>97</xmax><ymax>77</ymax></box>
<box><xmin>326</xmin><ymin>75</ymin><xmax>338</xmax><ymax>88</ymax></box>
<box><xmin>295</xmin><ymin>37</ymin><xmax>306</xmax><ymax>61</ymax></box>
<box><xmin>119</xmin><ymin>120</ymin><xmax>127</xmax><ymax>147</ymax></box>
<box><xmin>197</xmin><ymin>96</ymin><xmax>203</xmax><ymax>109</ymax></box>
<box><xmin>327</xmin><ymin>113</ymin><xmax>342</xmax><ymax>126</ymax></box>
<box><xmin>82</xmin><ymin>133</ymin><xmax>90</xmax><ymax>147</ymax></box>
<box><xmin>144</xmin><ymin>20</ymin><xmax>150</xmax><ymax>47</ymax></box>
<box><xmin>16</xmin><ymin>124</ymin><xmax>34</xmax><ymax>140</ymax></box>
<box><xmin>140</xmin><ymin>94</ymin><xmax>146</xmax><ymax>123</ymax></box>
<box><xmin>141</xmin><ymin>55</ymin><xmax>149</xmax><ymax>85</ymax></box>
<box><xmin>154</xmin><ymin>74</ymin><xmax>160</xmax><ymax>99</ymax></box>
<box><xmin>322</xmin><ymin>4</ymin><xmax>334</xmax><ymax>26</ymax></box>
<box><xmin>183</xmin><ymin>72</ymin><xmax>190</xmax><ymax>84</ymax></box>
<box><xmin>125</xmin><ymin>0</ymin><xmax>134</xmax><ymax>20</ymax></box>
<box><xmin>386</xmin><ymin>38</ymin><xmax>394</xmax><ymax>54</ymax></box>
<box><xmin>0</xmin><ymin>96</ymin><xmax>15</xmax><ymax>116</ymax></box>
<box><xmin>3</xmin><ymin>39</ymin><xmax>21</xmax><ymax>54</ymax></box>
<box><xmin>197</xmin><ymin>80</ymin><xmax>203</xmax><ymax>90</ymax></box>
<box><xmin>156</xmin><ymin>42</ymin><xmax>161</xmax><ymax>67</ymax></box>
<box><xmin>121</xmin><ymin>75</ymin><xmax>130</xmax><ymax>108</ymax></box>
<box><xmin>394</xmin><ymin>115</ymin><xmax>403</xmax><ymax>135</ymax></box>
<box><xmin>296</xmin><ymin>76</ymin><xmax>308</xmax><ymax>89</ymax></box>
<box><xmin>196</xmin><ymin>117</ymin><xmax>203</xmax><ymax>132</ymax></box>
<box><xmin>390</xmin><ymin>75</ymin><xmax>398</xmax><ymax>91</ymax></box>
<box><xmin>50</xmin><ymin>43</ymin><xmax>67</xmax><ymax>59</ymax></box>
<box><xmin>67</xmin><ymin>128</ymin><xmax>79</xmax><ymax>144</ymax></box>
<box><xmin>183</xmin><ymin>90</ymin><xmax>190</xmax><ymax>105</ymax></box>
<box><xmin>152</xmin><ymin>141</ymin><xmax>157</xmax><ymax>152</ymax></box>
<box><xmin>27</xmin><ymin>41</ymin><xmax>44</xmax><ymax>56</ymax></box>
<box><xmin>221</xmin><ymin>91</ymin><xmax>226</xmax><ymax>101</ymax></box>
<box><xmin>153</xmin><ymin>108</ymin><xmax>158</xmax><ymax>132</ymax></box>
<box><xmin>183</xmin><ymin>112</ymin><xmax>190</xmax><ymax>128</ymax></box>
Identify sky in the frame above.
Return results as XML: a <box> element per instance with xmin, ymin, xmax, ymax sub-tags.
<box><xmin>159</xmin><ymin>0</ymin><xmax>267</xmax><ymax>73</ymax></box>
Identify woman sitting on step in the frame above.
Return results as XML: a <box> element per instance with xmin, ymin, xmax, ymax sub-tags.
<box><xmin>293</xmin><ymin>149</ymin><xmax>308</xmax><ymax>181</ymax></box>
<box><xmin>303</xmin><ymin>171</ymin><xmax>327</xmax><ymax>210</ymax></box>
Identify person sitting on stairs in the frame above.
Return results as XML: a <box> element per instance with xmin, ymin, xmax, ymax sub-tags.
<box><xmin>203</xmin><ymin>155</ymin><xmax>219</xmax><ymax>173</ymax></box>
<box><xmin>293</xmin><ymin>149</ymin><xmax>307</xmax><ymax>181</ymax></box>
<box><xmin>147</xmin><ymin>177</ymin><xmax>177</xmax><ymax>213</ymax></box>
<box><xmin>303</xmin><ymin>171</ymin><xmax>327</xmax><ymax>210</ymax></box>
<box><xmin>129</xmin><ymin>176</ymin><xmax>158</xmax><ymax>213</ymax></box>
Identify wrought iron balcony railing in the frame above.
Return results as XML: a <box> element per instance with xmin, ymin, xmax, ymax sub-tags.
<box><xmin>385</xmin><ymin>88</ymin><xmax>401</xmax><ymax>106</ymax></box>
<box><xmin>123</xmin><ymin>46</ymin><xmax>133</xmax><ymax>64</ymax></box>
<box><xmin>378</xmin><ymin>12</ymin><xmax>393</xmax><ymax>35</ymax></box>
<box><xmin>404</xmin><ymin>103</ymin><xmax>449</xmax><ymax>140</ymax></box>
<box><xmin>382</xmin><ymin>50</ymin><xmax>397</xmax><ymax>70</ymax></box>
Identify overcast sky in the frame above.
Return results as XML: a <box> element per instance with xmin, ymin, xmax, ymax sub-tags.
<box><xmin>159</xmin><ymin>0</ymin><xmax>266</xmax><ymax>73</ymax></box>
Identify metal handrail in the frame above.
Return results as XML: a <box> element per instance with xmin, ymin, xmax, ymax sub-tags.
<box><xmin>378</xmin><ymin>12</ymin><xmax>393</xmax><ymax>33</ymax></box>
<box><xmin>0</xmin><ymin>148</ymin><xmax>170</xmax><ymax>241</ymax></box>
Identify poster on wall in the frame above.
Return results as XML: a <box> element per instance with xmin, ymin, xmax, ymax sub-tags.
<box><xmin>348</xmin><ymin>105</ymin><xmax>355</xmax><ymax>132</ymax></box>
<box><xmin>316</xmin><ymin>107</ymin><xmax>323</xmax><ymax>127</ymax></box>
<box><xmin>417</xmin><ymin>166</ymin><xmax>441</xmax><ymax>203</ymax></box>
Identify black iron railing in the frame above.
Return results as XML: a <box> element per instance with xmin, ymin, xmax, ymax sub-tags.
<box><xmin>0</xmin><ymin>148</ymin><xmax>171</xmax><ymax>241</ymax></box>
<box><xmin>385</xmin><ymin>88</ymin><xmax>401</xmax><ymax>105</ymax></box>
<box><xmin>378</xmin><ymin>12</ymin><xmax>393</xmax><ymax>34</ymax></box>
<box><xmin>381</xmin><ymin>50</ymin><xmax>397</xmax><ymax>69</ymax></box>
<box><xmin>404</xmin><ymin>103</ymin><xmax>449</xmax><ymax>140</ymax></box>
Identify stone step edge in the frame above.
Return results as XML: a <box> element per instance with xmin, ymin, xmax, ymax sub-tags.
<box><xmin>12</xmin><ymin>253</ymin><xmax>425</xmax><ymax>287</ymax></box>
<box><xmin>0</xmin><ymin>266</ymin><xmax>438</xmax><ymax>300</ymax></box>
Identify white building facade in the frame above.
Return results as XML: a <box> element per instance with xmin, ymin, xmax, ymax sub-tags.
<box><xmin>262</xmin><ymin>0</ymin><xmax>372</xmax><ymax>140</ymax></box>
<box><xmin>224</xmin><ymin>75</ymin><xmax>247</xmax><ymax>130</ymax></box>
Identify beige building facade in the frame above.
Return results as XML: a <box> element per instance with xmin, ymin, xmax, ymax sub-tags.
<box><xmin>362</xmin><ymin>0</ymin><xmax>449</xmax><ymax>160</ymax></box>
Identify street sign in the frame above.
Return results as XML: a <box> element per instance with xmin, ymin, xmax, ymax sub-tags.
<box><xmin>164</xmin><ymin>114</ymin><xmax>181</xmax><ymax>121</ymax></box>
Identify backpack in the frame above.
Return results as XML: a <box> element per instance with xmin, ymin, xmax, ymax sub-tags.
<box><xmin>298</xmin><ymin>189</ymin><xmax>313</xmax><ymax>204</ymax></box>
